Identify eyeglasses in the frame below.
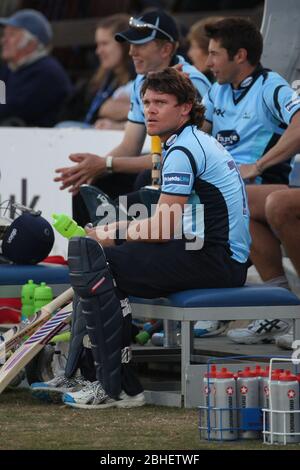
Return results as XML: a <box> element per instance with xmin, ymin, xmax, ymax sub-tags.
<box><xmin>129</xmin><ymin>16</ymin><xmax>175</xmax><ymax>43</ymax></box>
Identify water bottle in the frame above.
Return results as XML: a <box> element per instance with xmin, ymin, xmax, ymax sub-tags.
<box><xmin>262</xmin><ymin>368</ymin><xmax>282</xmax><ymax>443</ymax></box>
<box><xmin>52</xmin><ymin>213</ymin><xmax>86</xmax><ymax>239</ymax></box>
<box><xmin>254</xmin><ymin>365</ymin><xmax>268</xmax><ymax>407</ymax></box>
<box><xmin>33</xmin><ymin>282</ymin><xmax>53</xmax><ymax>313</ymax></box>
<box><xmin>202</xmin><ymin>364</ymin><xmax>217</xmax><ymax>440</ymax></box>
<box><xmin>272</xmin><ymin>370</ymin><xmax>300</xmax><ymax>444</ymax></box>
<box><xmin>135</xmin><ymin>320</ymin><xmax>163</xmax><ymax>345</ymax></box>
<box><xmin>21</xmin><ymin>279</ymin><xmax>37</xmax><ymax>319</ymax></box>
<box><xmin>151</xmin><ymin>332</ymin><xmax>164</xmax><ymax>346</ymax></box>
<box><xmin>237</xmin><ymin>367</ymin><xmax>260</xmax><ymax>439</ymax></box>
<box><xmin>214</xmin><ymin>367</ymin><xmax>238</xmax><ymax>441</ymax></box>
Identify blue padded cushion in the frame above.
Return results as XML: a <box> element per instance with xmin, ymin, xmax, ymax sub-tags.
<box><xmin>130</xmin><ymin>285</ymin><xmax>300</xmax><ymax>308</ymax></box>
<box><xmin>0</xmin><ymin>263</ymin><xmax>70</xmax><ymax>286</ymax></box>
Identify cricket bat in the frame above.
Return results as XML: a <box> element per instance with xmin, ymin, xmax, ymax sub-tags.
<box><xmin>0</xmin><ymin>288</ymin><xmax>73</xmax><ymax>394</ymax></box>
<box><xmin>151</xmin><ymin>135</ymin><xmax>162</xmax><ymax>188</ymax></box>
<box><xmin>0</xmin><ymin>287</ymin><xmax>73</xmax><ymax>358</ymax></box>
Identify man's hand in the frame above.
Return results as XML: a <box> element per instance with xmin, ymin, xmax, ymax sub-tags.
<box><xmin>85</xmin><ymin>224</ymin><xmax>116</xmax><ymax>247</ymax></box>
<box><xmin>239</xmin><ymin>162</ymin><xmax>261</xmax><ymax>181</ymax></box>
<box><xmin>54</xmin><ymin>153</ymin><xmax>106</xmax><ymax>194</ymax></box>
<box><xmin>172</xmin><ymin>63</ymin><xmax>189</xmax><ymax>79</ymax></box>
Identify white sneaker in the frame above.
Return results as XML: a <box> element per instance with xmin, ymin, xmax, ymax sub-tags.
<box><xmin>194</xmin><ymin>320</ymin><xmax>227</xmax><ymax>338</ymax></box>
<box><xmin>227</xmin><ymin>319</ymin><xmax>291</xmax><ymax>344</ymax></box>
<box><xmin>31</xmin><ymin>375</ymin><xmax>90</xmax><ymax>403</ymax></box>
<box><xmin>63</xmin><ymin>381</ymin><xmax>146</xmax><ymax>409</ymax></box>
<box><xmin>275</xmin><ymin>329</ymin><xmax>294</xmax><ymax>350</ymax></box>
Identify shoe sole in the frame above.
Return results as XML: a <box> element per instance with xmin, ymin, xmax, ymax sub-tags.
<box><xmin>64</xmin><ymin>397</ymin><xmax>146</xmax><ymax>410</ymax></box>
<box><xmin>31</xmin><ymin>386</ymin><xmax>79</xmax><ymax>403</ymax></box>
<box><xmin>227</xmin><ymin>330</ymin><xmax>291</xmax><ymax>345</ymax></box>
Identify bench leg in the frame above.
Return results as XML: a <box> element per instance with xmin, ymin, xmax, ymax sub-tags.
<box><xmin>181</xmin><ymin>320</ymin><xmax>193</xmax><ymax>407</ymax></box>
<box><xmin>293</xmin><ymin>319</ymin><xmax>300</xmax><ymax>341</ymax></box>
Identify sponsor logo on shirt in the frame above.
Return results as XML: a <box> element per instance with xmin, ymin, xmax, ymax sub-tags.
<box><xmin>216</xmin><ymin>130</ymin><xmax>240</xmax><ymax>147</ymax></box>
<box><xmin>285</xmin><ymin>98</ymin><xmax>300</xmax><ymax>113</ymax></box>
<box><xmin>163</xmin><ymin>173</ymin><xmax>191</xmax><ymax>186</ymax></box>
<box><xmin>240</xmin><ymin>76</ymin><xmax>254</xmax><ymax>88</ymax></box>
<box><xmin>242</xmin><ymin>112</ymin><xmax>251</xmax><ymax>120</ymax></box>
<box><xmin>213</xmin><ymin>107</ymin><xmax>225</xmax><ymax>117</ymax></box>
<box><xmin>165</xmin><ymin>134</ymin><xmax>178</xmax><ymax>146</ymax></box>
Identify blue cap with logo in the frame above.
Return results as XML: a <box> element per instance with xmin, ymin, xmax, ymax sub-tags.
<box><xmin>115</xmin><ymin>10</ymin><xmax>179</xmax><ymax>45</ymax></box>
<box><xmin>1</xmin><ymin>212</ymin><xmax>54</xmax><ymax>264</ymax></box>
<box><xmin>0</xmin><ymin>9</ymin><xmax>52</xmax><ymax>45</ymax></box>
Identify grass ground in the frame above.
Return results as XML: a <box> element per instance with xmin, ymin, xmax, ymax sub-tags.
<box><xmin>0</xmin><ymin>389</ymin><xmax>299</xmax><ymax>450</ymax></box>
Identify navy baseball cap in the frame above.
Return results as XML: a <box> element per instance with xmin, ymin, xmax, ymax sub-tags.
<box><xmin>0</xmin><ymin>9</ymin><xmax>52</xmax><ymax>45</ymax></box>
<box><xmin>2</xmin><ymin>213</ymin><xmax>54</xmax><ymax>265</ymax></box>
<box><xmin>115</xmin><ymin>10</ymin><xmax>179</xmax><ymax>45</ymax></box>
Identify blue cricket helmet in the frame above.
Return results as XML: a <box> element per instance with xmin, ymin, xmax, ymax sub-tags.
<box><xmin>1</xmin><ymin>212</ymin><xmax>54</xmax><ymax>264</ymax></box>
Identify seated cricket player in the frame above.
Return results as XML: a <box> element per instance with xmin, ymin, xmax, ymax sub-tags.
<box><xmin>32</xmin><ymin>68</ymin><xmax>251</xmax><ymax>408</ymax></box>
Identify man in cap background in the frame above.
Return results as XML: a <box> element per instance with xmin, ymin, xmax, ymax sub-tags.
<box><xmin>0</xmin><ymin>9</ymin><xmax>72</xmax><ymax>127</ymax></box>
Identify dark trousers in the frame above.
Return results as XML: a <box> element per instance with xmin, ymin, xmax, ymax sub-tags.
<box><xmin>104</xmin><ymin>240</ymin><xmax>248</xmax><ymax>299</ymax></box>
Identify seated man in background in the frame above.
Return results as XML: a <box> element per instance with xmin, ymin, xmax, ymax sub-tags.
<box><xmin>201</xmin><ymin>17</ymin><xmax>300</xmax><ymax>344</ymax></box>
<box><xmin>238</xmin><ymin>184</ymin><xmax>300</xmax><ymax>350</ymax></box>
<box><xmin>0</xmin><ymin>9</ymin><xmax>72</xmax><ymax>127</ymax></box>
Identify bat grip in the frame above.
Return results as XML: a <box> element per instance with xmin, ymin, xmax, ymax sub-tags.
<box><xmin>43</xmin><ymin>287</ymin><xmax>73</xmax><ymax>315</ymax></box>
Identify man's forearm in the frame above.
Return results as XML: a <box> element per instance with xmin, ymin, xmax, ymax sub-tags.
<box><xmin>106</xmin><ymin>154</ymin><xmax>152</xmax><ymax>174</ymax></box>
<box><xmin>256</xmin><ymin>113</ymin><xmax>300</xmax><ymax>173</ymax></box>
<box><xmin>257</xmin><ymin>127</ymin><xmax>300</xmax><ymax>173</ymax></box>
<box><xmin>99</xmin><ymin>99</ymin><xmax>130</xmax><ymax>121</ymax></box>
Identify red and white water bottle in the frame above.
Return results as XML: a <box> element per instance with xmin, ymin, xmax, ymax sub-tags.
<box><xmin>214</xmin><ymin>367</ymin><xmax>237</xmax><ymax>441</ymax></box>
<box><xmin>202</xmin><ymin>365</ymin><xmax>217</xmax><ymax>440</ymax></box>
<box><xmin>237</xmin><ymin>366</ymin><xmax>260</xmax><ymax>439</ymax></box>
<box><xmin>262</xmin><ymin>368</ymin><xmax>283</xmax><ymax>443</ymax></box>
<box><xmin>272</xmin><ymin>370</ymin><xmax>300</xmax><ymax>444</ymax></box>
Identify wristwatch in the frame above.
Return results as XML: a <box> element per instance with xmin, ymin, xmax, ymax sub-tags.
<box><xmin>105</xmin><ymin>155</ymin><xmax>114</xmax><ymax>174</ymax></box>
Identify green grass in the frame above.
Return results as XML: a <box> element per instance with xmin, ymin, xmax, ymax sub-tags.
<box><xmin>0</xmin><ymin>389</ymin><xmax>298</xmax><ymax>450</ymax></box>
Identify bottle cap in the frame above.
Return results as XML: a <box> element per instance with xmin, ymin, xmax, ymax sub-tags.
<box><xmin>237</xmin><ymin>366</ymin><xmax>257</xmax><ymax>378</ymax></box>
<box><xmin>216</xmin><ymin>367</ymin><xmax>234</xmax><ymax>378</ymax></box>
<box><xmin>204</xmin><ymin>364</ymin><xmax>217</xmax><ymax>378</ymax></box>
<box><xmin>278</xmin><ymin>370</ymin><xmax>298</xmax><ymax>381</ymax></box>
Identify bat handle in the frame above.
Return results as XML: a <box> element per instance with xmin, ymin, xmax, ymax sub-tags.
<box><xmin>43</xmin><ymin>287</ymin><xmax>73</xmax><ymax>315</ymax></box>
<box><xmin>151</xmin><ymin>152</ymin><xmax>161</xmax><ymax>188</ymax></box>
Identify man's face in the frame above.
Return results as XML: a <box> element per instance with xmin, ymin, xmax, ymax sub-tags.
<box><xmin>143</xmin><ymin>88</ymin><xmax>190</xmax><ymax>140</ymax></box>
<box><xmin>206</xmin><ymin>38</ymin><xmax>238</xmax><ymax>84</ymax></box>
<box><xmin>1</xmin><ymin>26</ymin><xmax>25</xmax><ymax>62</ymax></box>
<box><xmin>129</xmin><ymin>41</ymin><xmax>168</xmax><ymax>75</ymax></box>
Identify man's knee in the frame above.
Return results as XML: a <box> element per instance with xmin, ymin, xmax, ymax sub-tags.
<box><xmin>265</xmin><ymin>190</ymin><xmax>291</xmax><ymax>230</ymax></box>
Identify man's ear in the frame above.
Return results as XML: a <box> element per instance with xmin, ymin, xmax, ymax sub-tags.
<box><xmin>160</xmin><ymin>41</ymin><xmax>174</xmax><ymax>60</ymax></box>
<box><xmin>181</xmin><ymin>102</ymin><xmax>193</xmax><ymax>116</ymax></box>
<box><xmin>234</xmin><ymin>47</ymin><xmax>248</xmax><ymax>64</ymax></box>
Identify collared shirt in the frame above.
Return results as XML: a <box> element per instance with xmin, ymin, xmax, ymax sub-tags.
<box><xmin>203</xmin><ymin>66</ymin><xmax>300</xmax><ymax>184</ymax></box>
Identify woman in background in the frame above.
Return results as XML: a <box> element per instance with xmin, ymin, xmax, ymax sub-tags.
<box><xmin>187</xmin><ymin>17</ymin><xmax>222</xmax><ymax>83</ymax></box>
<box><xmin>57</xmin><ymin>14</ymin><xmax>134</xmax><ymax>129</ymax></box>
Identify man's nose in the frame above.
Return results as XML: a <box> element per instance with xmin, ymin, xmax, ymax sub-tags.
<box><xmin>129</xmin><ymin>44</ymin><xmax>137</xmax><ymax>56</ymax></box>
<box><xmin>206</xmin><ymin>55</ymin><xmax>213</xmax><ymax>68</ymax></box>
<box><xmin>148</xmin><ymin>103</ymin><xmax>157</xmax><ymax>114</ymax></box>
